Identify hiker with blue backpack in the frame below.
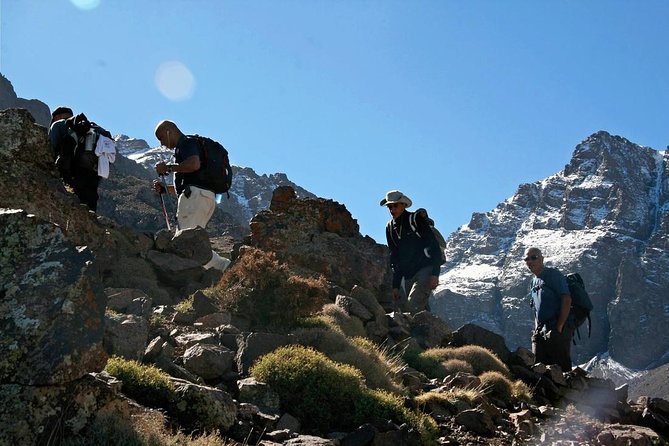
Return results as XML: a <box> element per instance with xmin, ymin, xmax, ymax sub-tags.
<box><xmin>152</xmin><ymin>120</ymin><xmax>231</xmax><ymax>271</ymax></box>
<box><xmin>381</xmin><ymin>190</ymin><xmax>445</xmax><ymax>313</ymax></box>
<box><xmin>525</xmin><ymin>247</ymin><xmax>575</xmax><ymax>372</ymax></box>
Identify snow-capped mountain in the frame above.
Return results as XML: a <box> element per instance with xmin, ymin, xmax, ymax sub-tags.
<box><xmin>433</xmin><ymin>131</ymin><xmax>669</xmax><ymax>372</ymax></box>
<box><xmin>113</xmin><ymin>135</ymin><xmax>315</xmax><ymax>232</ymax></box>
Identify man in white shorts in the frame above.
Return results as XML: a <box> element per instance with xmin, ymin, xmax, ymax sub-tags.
<box><xmin>153</xmin><ymin>120</ymin><xmax>229</xmax><ymax>271</ymax></box>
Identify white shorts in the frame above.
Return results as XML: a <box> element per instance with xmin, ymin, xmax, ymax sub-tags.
<box><xmin>176</xmin><ymin>185</ymin><xmax>215</xmax><ymax>230</ymax></box>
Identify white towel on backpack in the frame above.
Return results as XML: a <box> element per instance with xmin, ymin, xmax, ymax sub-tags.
<box><xmin>95</xmin><ymin>135</ymin><xmax>116</xmax><ymax>178</ymax></box>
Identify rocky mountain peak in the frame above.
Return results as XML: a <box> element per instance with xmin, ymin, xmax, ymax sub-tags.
<box><xmin>0</xmin><ymin>73</ymin><xmax>51</xmax><ymax>127</ymax></box>
<box><xmin>435</xmin><ymin>131</ymin><xmax>669</xmax><ymax>373</ymax></box>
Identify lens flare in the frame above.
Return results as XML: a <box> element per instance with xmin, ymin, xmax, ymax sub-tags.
<box><xmin>154</xmin><ymin>61</ymin><xmax>196</xmax><ymax>102</ymax></box>
<box><xmin>69</xmin><ymin>0</ymin><xmax>101</xmax><ymax>10</ymax></box>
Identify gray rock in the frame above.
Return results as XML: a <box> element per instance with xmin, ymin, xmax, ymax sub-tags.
<box><xmin>235</xmin><ymin>332</ymin><xmax>293</xmax><ymax>375</ymax></box>
<box><xmin>0</xmin><ymin>209</ymin><xmax>106</xmax><ymax>385</ymax></box>
<box><xmin>103</xmin><ymin>313</ymin><xmax>150</xmax><ymax>361</ymax></box>
<box><xmin>454</xmin><ymin>408</ymin><xmax>496</xmax><ymax>437</ymax></box>
<box><xmin>169</xmin><ymin>378</ymin><xmax>237</xmax><ymax>431</ymax></box>
<box><xmin>183</xmin><ymin>344</ymin><xmax>235</xmax><ymax>380</ymax></box>
<box><xmin>451</xmin><ymin>323</ymin><xmax>511</xmax><ymax>363</ymax></box>
<box><xmin>410</xmin><ymin>310</ymin><xmax>452</xmax><ymax>349</ymax></box>
<box><xmin>166</xmin><ymin>227</ymin><xmax>212</xmax><ymax>264</ymax></box>
<box><xmin>237</xmin><ymin>377</ymin><xmax>281</xmax><ymax>414</ymax></box>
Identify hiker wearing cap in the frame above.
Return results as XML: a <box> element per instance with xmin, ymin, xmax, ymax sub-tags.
<box><xmin>48</xmin><ymin>106</ymin><xmax>102</xmax><ymax>211</ymax></box>
<box><xmin>381</xmin><ymin>190</ymin><xmax>442</xmax><ymax>313</ymax></box>
<box><xmin>152</xmin><ymin>120</ymin><xmax>229</xmax><ymax>271</ymax></box>
<box><xmin>525</xmin><ymin>247</ymin><xmax>574</xmax><ymax>372</ymax></box>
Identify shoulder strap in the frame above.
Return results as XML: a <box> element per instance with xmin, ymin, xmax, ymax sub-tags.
<box><xmin>386</xmin><ymin>220</ymin><xmax>399</xmax><ymax>247</ymax></box>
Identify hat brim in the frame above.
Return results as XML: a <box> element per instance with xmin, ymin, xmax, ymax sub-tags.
<box><xmin>380</xmin><ymin>197</ymin><xmax>412</xmax><ymax>207</ymax></box>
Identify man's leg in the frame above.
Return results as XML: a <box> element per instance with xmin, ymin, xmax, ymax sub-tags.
<box><xmin>406</xmin><ymin>266</ymin><xmax>433</xmax><ymax>313</ymax></box>
<box><xmin>71</xmin><ymin>169</ymin><xmax>100</xmax><ymax>211</ymax></box>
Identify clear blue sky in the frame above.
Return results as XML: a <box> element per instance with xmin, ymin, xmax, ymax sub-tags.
<box><xmin>2</xmin><ymin>0</ymin><xmax>668</xmax><ymax>243</ymax></box>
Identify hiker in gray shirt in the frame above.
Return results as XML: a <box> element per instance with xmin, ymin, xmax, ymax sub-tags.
<box><xmin>525</xmin><ymin>247</ymin><xmax>574</xmax><ymax>371</ymax></box>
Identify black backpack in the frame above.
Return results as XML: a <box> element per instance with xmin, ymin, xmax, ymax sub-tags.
<box><xmin>565</xmin><ymin>272</ymin><xmax>594</xmax><ymax>341</ymax></box>
<box><xmin>66</xmin><ymin>113</ymin><xmax>112</xmax><ymax>172</ymax></box>
<box><xmin>190</xmin><ymin>135</ymin><xmax>233</xmax><ymax>196</ymax></box>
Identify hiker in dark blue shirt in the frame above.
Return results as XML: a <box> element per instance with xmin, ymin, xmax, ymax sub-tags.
<box><xmin>152</xmin><ymin>120</ymin><xmax>229</xmax><ymax>271</ymax></box>
<box><xmin>381</xmin><ymin>190</ymin><xmax>442</xmax><ymax>313</ymax></box>
<box><xmin>525</xmin><ymin>247</ymin><xmax>574</xmax><ymax>371</ymax></box>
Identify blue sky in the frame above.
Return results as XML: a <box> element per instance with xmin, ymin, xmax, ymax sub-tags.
<box><xmin>2</xmin><ymin>0</ymin><xmax>668</xmax><ymax>243</ymax></box>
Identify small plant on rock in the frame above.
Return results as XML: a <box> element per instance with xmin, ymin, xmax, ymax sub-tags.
<box><xmin>105</xmin><ymin>356</ymin><xmax>173</xmax><ymax>408</ymax></box>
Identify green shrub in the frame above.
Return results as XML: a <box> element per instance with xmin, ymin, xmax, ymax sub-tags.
<box><xmin>250</xmin><ymin>345</ymin><xmax>435</xmax><ymax>443</ymax></box>
<box><xmin>479</xmin><ymin>370</ymin><xmax>513</xmax><ymax>402</ymax></box>
<box><xmin>105</xmin><ymin>356</ymin><xmax>173</xmax><ymax>408</ymax></box>
<box><xmin>208</xmin><ymin>248</ymin><xmax>328</xmax><ymax>331</ymax></box>
<box><xmin>512</xmin><ymin>379</ymin><xmax>533</xmax><ymax>402</ymax></box>
<box><xmin>403</xmin><ymin>348</ymin><xmax>448</xmax><ymax>379</ymax></box>
<box><xmin>174</xmin><ymin>295</ymin><xmax>194</xmax><ymax>313</ymax></box>
<box><xmin>250</xmin><ymin>345</ymin><xmax>365</xmax><ymax>430</ymax></box>
<box><xmin>321</xmin><ymin>303</ymin><xmax>366</xmax><ymax>337</ymax></box>
<box><xmin>441</xmin><ymin>358</ymin><xmax>474</xmax><ymax>376</ymax></box>
<box><xmin>292</xmin><ymin>328</ymin><xmax>404</xmax><ymax>394</ymax></box>
<box><xmin>355</xmin><ymin>390</ymin><xmax>438</xmax><ymax>445</ymax></box>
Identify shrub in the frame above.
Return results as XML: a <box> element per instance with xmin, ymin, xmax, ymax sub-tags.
<box><xmin>209</xmin><ymin>248</ymin><xmax>328</xmax><ymax>331</ymax></box>
<box><xmin>250</xmin><ymin>345</ymin><xmax>435</xmax><ymax>442</ymax></box>
<box><xmin>421</xmin><ymin>346</ymin><xmax>510</xmax><ymax>376</ymax></box>
<box><xmin>479</xmin><ymin>370</ymin><xmax>513</xmax><ymax>402</ymax></box>
<box><xmin>62</xmin><ymin>410</ymin><xmax>234</xmax><ymax>446</ymax></box>
<box><xmin>441</xmin><ymin>358</ymin><xmax>474</xmax><ymax>376</ymax></box>
<box><xmin>174</xmin><ymin>295</ymin><xmax>194</xmax><ymax>313</ymax></box>
<box><xmin>512</xmin><ymin>379</ymin><xmax>533</xmax><ymax>402</ymax></box>
<box><xmin>250</xmin><ymin>345</ymin><xmax>365</xmax><ymax>430</ymax></box>
<box><xmin>355</xmin><ymin>390</ymin><xmax>438</xmax><ymax>444</ymax></box>
<box><xmin>320</xmin><ymin>303</ymin><xmax>367</xmax><ymax>337</ymax></box>
<box><xmin>403</xmin><ymin>348</ymin><xmax>448</xmax><ymax>379</ymax></box>
<box><xmin>291</xmin><ymin>328</ymin><xmax>404</xmax><ymax>394</ymax></box>
<box><xmin>105</xmin><ymin>356</ymin><xmax>173</xmax><ymax>408</ymax></box>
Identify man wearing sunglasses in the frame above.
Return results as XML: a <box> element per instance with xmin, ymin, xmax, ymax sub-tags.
<box><xmin>380</xmin><ymin>190</ymin><xmax>442</xmax><ymax>313</ymax></box>
<box><xmin>525</xmin><ymin>247</ymin><xmax>574</xmax><ymax>371</ymax></box>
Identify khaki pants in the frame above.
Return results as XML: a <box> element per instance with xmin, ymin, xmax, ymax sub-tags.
<box><xmin>177</xmin><ymin>185</ymin><xmax>216</xmax><ymax>230</ymax></box>
<box><xmin>401</xmin><ymin>265</ymin><xmax>433</xmax><ymax>313</ymax></box>
<box><xmin>177</xmin><ymin>186</ymin><xmax>229</xmax><ymax>272</ymax></box>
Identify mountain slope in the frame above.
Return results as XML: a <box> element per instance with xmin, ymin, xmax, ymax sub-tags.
<box><xmin>433</xmin><ymin>131</ymin><xmax>669</xmax><ymax>370</ymax></box>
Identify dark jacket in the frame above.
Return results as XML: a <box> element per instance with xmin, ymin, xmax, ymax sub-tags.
<box><xmin>386</xmin><ymin>210</ymin><xmax>442</xmax><ymax>289</ymax></box>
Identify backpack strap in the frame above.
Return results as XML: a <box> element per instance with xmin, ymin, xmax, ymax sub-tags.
<box><xmin>386</xmin><ymin>220</ymin><xmax>399</xmax><ymax>248</ymax></box>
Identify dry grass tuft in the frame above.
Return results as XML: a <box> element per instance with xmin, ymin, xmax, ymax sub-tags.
<box><xmin>422</xmin><ymin>345</ymin><xmax>510</xmax><ymax>376</ymax></box>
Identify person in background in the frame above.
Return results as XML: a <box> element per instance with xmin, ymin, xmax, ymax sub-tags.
<box><xmin>380</xmin><ymin>190</ymin><xmax>442</xmax><ymax>313</ymax></box>
<box><xmin>48</xmin><ymin>106</ymin><xmax>101</xmax><ymax>211</ymax></box>
<box><xmin>525</xmin><ymin>247</ymin><xmax>574</xmax><ymax>372</ymax></box>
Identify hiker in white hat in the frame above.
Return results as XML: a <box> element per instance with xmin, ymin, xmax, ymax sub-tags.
<box><xmin>380</xmin><ymin>190</ymin><xmax>443</xmax><ymax>313</ymax></box>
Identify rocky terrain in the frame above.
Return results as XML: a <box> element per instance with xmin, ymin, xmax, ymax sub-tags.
<box><xmin>433</xmin><ymin>131</ymin><xmax>669</xmax><ymax>373</ymax></box>
<box><xmin>2</xmin><ymin>108</ymin><xmax>669</xmax><ymax>445</ymax></box>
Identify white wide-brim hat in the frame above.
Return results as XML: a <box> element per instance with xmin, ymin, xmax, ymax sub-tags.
<box><xmin>379</xmin><ymin>190</ymin><xmax>412</xmax><ymax>207</ymax></box>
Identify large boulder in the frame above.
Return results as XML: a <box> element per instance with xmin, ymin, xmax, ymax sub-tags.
<box><xmin>248</xmin><ymin>186</ymin><xmax>393</xmax><ymax>306</ymax></box>
<box><xmin>0</xmin><ymin>209</ymin><xmax>107</xmax><ymax>385</ymax></box>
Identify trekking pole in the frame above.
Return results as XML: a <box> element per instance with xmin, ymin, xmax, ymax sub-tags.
<box><xmin>159</xmin><ymin>174</ymin><xmax>180</xmax><ymax>230</ymax></box>
<box><xmin>157</xmin><ymin>186</ymin><xmax>171</xmax><ymax>231</ymax></box>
